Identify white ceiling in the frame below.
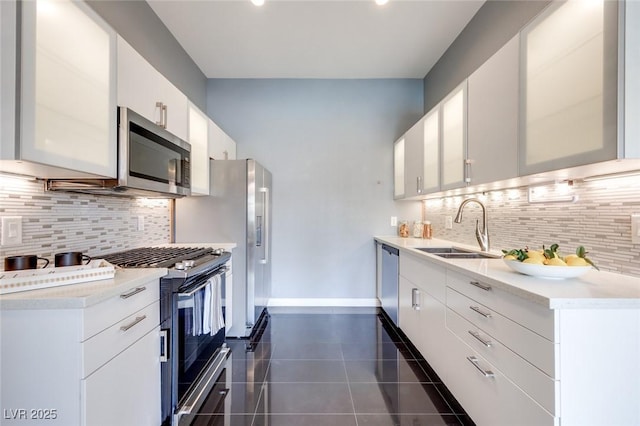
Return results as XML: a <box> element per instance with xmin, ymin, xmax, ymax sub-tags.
<box><xmin>147</xmin><ymin>0</ymin><xmax>485</xmax><ymax>79</ymax></box>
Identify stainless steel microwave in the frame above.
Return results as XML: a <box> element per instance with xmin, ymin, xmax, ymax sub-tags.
<box><xmin>46</xmin><ymin>107</ymin><xmax>191</xmax><ymax>198</ymax></box>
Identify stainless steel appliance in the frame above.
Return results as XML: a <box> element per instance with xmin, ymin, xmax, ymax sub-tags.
<box><xmin>102</xmin><ymin>246</ymin><xmax>231</xmax><ymax>425</ymax></box>
<box><xmin>46</xmin><ymin>107</ymin><xmax>191</xmax><ymax>198</ymax></box>
<box><xmin>381</xmin><ymin>244</ymin><xmax>399</xmax><ymax>326</ymax></box>
<box><xmin>175</xmin><ymin>159</ymin><xmax>272</xmax><ymax>338</ymax></box>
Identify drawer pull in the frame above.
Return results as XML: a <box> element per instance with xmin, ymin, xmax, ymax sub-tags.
<box><xmin>470</xmin><ymin>306</ymin><xmax>492</xmax><ymax>318</ymax></box>
<box><xmin>412</xmin><ymin>288</ymin><xmax>421</xmax><ymax>311</ymax></box>
<box><xmin>467</xmin><ymin>356</ymin><xmax>495</xmax><ymax>378</ymax></box>
<box><xmin>120</xmin><ymin>315</ymin><xmax>147</xmax><ymax>332</ymax></box>
<box><xmin>120</xmin><ymin>286</ymin><xmax>147</xmax><ymax>299</ymax></box>
<box><xmin>468</xmin><ymin>330</ymin><xmax>493</xmax><ymax>347</ymax></box>
<box><xmin>469</xmin><ymin>281</ymin><xmax>491</xmax><ymax>291</ymax></box>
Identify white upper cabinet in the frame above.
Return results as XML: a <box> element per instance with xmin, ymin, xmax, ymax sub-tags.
<box><xmin>519</xmin><ymin>0</ymin><xmax>619</xmax><ymax>175</ymax></box>
<box><xmin>422</xmin><ymin>107</ymin><xmax>440</xmax><ymax>193</ymax></box>
<box><xmin>14</xmin><ymin>0</ymin><xmax>117</xmax><ymax>178</ymax></box>
<box><xmin>403</xmin><ymin>118</ymin><xmax>425</xmax><ymax>198</ymax></box>
<box><xmin>393</xmin><ymin>137</ymin><xmax>405</xmax><ymax>199</ymax></box>
<box><xmin>208</xmin><ymin>119</ymin><xmax>236</xmax><ymax>161</ymax></box>
<box><xmin>440</xmin><ymin>83</ymin><xmax>467</xmax><ymax>190</ymax></box>
<box><xmin>117</xmin><ymin>36</ymin><xmax>188</xmax><ymax>142</ymax></box>
<box><xmin>188</xmin><ymin>103</ymin><xmax>209</xmax><ymax>195</ymax></box>
<box><xmin>467</xmin><ymin>35</ymin><xmax>520</xmax><ymax>186</ymax></box>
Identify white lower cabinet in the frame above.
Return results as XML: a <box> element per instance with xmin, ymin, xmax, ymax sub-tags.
<box><xmin>395</xmin><ymin>251</ymin><xmax>640</xmax><ymax>426</ymax></box>
<box><xmin>83</xmin><ymin>327</ymin><xmax>160</xmax><ymax>426</ymax></box>
<box><xmin>444</xmin><ymin>320</ymin><xmax>555</xmax><ymax>426</ymax></box>
<box><xmin>0</xmin><ymin>279</ymin><xmax>161</xmax><ymax>426</ymax></box>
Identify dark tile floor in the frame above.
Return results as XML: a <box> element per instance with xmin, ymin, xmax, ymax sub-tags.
<box><xmin>190</xmin><ymin>307</ymin><xmax>474</xmax><ymax>426</ymax></box>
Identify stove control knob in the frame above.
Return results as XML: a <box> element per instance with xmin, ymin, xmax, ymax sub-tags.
<box><xmin>184</xmin><ymin>260</ymin><xmax>195</xmax><ymax>268</ymax></box>
<box><xmin>174</xmin><ymin>262</ymin><xmax>185</xmax><ymax>270</ymax></box>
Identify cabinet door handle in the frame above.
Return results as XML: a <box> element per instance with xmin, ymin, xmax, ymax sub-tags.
<box><xmin>411</xmin><ymin>288</ymin><xmax>421</xmax><ymax>311</ymax></box>
<box><xmin>468</xmin><ymin>330</ymin><xmax>493</xmax><ymax>347</ymax></box>
<box><xmin>469</xmin><ymin>281</ymin><xmax>491</xmax><ymax>291</ymax></box>
<box><xmin>120</xmin><ymin>286</ymin><xmax>146</xmax><ymax>299</ymax></box>
<box><xmin>464</xmin><ymin>158</ymin><xmax>472</xmax><ymax>184</ymax></box>
<box><xmin>467</xmin><ymin>356</ymin><xmax>494</xmax><ymax>378</ymax></box>
<box><xmin>416</xmin><ymin>176</ymin><xmax>422</xmax><ymax>194</ymax></box>
<box><xmin>469</xmin><ymin>306</ymin><xmax>492</xmax><ymax>318</ymax></box>
<box><xmin>120</xmin><ymin>315</ymin><xmax>147</xmax><ymax>332</ymax></box>
<box><xmin>156</xmin><ymin>101</ymin><xmax>164</xmax><ymax>127</ymax></box>
<box><xmin>162</xmin><ymin>103</ymin><xmax>168</xmax><ymax>129</ymax></box>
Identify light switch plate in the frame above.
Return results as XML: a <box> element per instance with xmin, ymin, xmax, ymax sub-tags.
<box><xmin>390</xmin><ymin>216</ymin><xmax>397</xmax><ymax>227</ymax></box>
<box><xmin>632</xmin><ymin>214</ymin><xmax>640</xmax><ymax>244</ymax></box>
<box><xmin>1</xmin><ymin>216</ymin><xmax>23</xmax><ymax>246</ymax></box>
<box><xmin>445</xmin><ymin>216</ymin><xmax>453</xmax><ymax>230</ymax></box>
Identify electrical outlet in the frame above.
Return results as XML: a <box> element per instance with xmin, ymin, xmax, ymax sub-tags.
<box><xmin>1</xmin><ymin>216</ymin><xmax>23</xmax><ymax>246</ymax></box>
<box><xmin>137</xmin><ymin>215</ymin><xmax>145</xmax><ymax>231</ymax></box>
<box><xmin>632</xmin><ymin>214</ymin><xmax>640</xmax><ymax>244</ymax></box>
<box><xmin>445</xmin><ymin>216</ymin><xmax>453</xmax><ymax>230</ymax></box>
<box><xmin>390</xmin><ymin>216</ymin><xmax>398</xmax><ymax>227</ymax></box>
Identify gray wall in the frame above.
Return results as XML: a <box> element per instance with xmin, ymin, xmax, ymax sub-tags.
<box><xmin>423</xmin><ymin>0</ymin><xmax>550</xmax><ymax>112</ymax></box>
<box><xmin>207</xmin><ymin>79</ymin><xmax>422</xmax><ymax>302</ymax></box>
<box><xmin>87</xmin><ymin>0</ymin><xmax>208</xmax><ymax>110</ymax></box>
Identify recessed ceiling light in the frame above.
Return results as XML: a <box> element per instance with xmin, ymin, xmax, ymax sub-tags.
<box><xmin>375</xmin><ymin>0</ymin><xmax>389</xmax><ymax>5</ymax></box>
<box><xmin>251</xmin><ymin>0</ymin><xmax>265</xmax><ymax>6</ymax></box>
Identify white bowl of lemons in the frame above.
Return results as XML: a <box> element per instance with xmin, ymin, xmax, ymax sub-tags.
<box><xmin>502</xmin><ymin>245</ymin><xmax>597</xmax><ymax>280</ymax></box>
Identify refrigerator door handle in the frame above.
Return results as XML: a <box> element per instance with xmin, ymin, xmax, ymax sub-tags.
<box><xmin>256</xmin><ymin>215</ymin><xmax>262</xmax><ymax>247</ymax></box>
<box><xmin>259</xmin><ymin>187</ymin><xmax>269</xmax><ymax>264</ymax></box>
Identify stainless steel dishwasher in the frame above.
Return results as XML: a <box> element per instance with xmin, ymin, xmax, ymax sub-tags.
<box><xmin>380</xmin><ymin>244</ymin><xmax>399</xmax><ymax>326</ymax></box>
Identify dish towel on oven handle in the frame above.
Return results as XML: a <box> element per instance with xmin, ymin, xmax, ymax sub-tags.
<box><xmin>197</xmin><ymin>275</ymin><xmax>225</xmax><ymax>336</ymax></box>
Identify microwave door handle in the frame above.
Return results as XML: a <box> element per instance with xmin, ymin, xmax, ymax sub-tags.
<box><xmin>259</xmin><ymin>187</ymin><xmax>269</xmax><ymax>264</ymax></box>
<box><xmin>168</xmin><ymin>158</ymin><xmax>177</xmax><ymax>186</ymax></box>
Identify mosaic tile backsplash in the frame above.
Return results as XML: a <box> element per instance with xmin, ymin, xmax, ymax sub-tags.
<box><xmin>0</xmin><ymin>176</ymin><xmax>171</xmax><ymax>265</ymax></box>
<box><xmin>423</xmin><ymin>174</ymin><xmax>640</xmax><ymax>277</ymax></box>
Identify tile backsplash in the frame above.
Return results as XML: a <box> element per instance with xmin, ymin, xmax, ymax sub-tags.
<box><xmin>424</xmin><ymin>175</ymin><xmax>640</xmax><ymax>277</ymax></box>
<box><xmin>0</xmin><ymin>176</ymin><xmax>171</xmax><ymax>264</ymax></box>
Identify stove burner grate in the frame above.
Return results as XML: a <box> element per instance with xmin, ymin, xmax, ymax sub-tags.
<box><xmin>102</xmin><ymin>247</ymin><xmax>215</xmax><ymax>268</ymax></box>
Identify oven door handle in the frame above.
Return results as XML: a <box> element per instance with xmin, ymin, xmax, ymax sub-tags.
<box><xmin>174</xmin><ymin>346</ymin><xmax>230</xmax><ymax>424</ymax></box>
<box><xmin>178</xmin><ymin>267</ymin><xmax>228</xmax><ymax>297</ymax></box>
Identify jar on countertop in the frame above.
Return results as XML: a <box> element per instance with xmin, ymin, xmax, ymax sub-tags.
<box><xmin>412</xmin><ymin>220</ymin><xmax>423</xmax><ymax>238</ymax></box>
<box><xmin>423</xmin><ymin>221</ymin><xmax>432</xmax><ymax>239</ymax></box>
<box><xmin>398</xmin><ymin>221</ymin><xmax>409</xmax><ymax>238</ymax></box>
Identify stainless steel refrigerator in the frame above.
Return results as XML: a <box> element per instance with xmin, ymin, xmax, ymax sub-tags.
<box><xmin>174</xmin><ymin>159</ymin><xmax>272</xmax><ymax>338</ymax></box>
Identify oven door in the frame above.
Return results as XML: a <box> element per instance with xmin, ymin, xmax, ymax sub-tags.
<box><xmin>173</xmin><ymin>265</ymin><xmax>229</xmax><ymax>424</ymax></box>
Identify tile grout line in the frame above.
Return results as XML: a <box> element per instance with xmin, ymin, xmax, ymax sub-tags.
<box><xmin>341</xmin><ymin>341</ymin><xmax>360</xmax><ymax>426</ymax></box>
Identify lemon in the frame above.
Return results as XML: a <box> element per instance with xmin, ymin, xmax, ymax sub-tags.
<box><xmin>503</xmin><ymin>254</ymin><xmax>517</xmax><ymax>260</ymax></box>
<box><xmin>566</xmin><ymin>257</ymin><xmax>589</xmax><ymax>267</ymax></box>
<box><xmin>545</xmin><ymin>257</ymin><xmax>567</xmax><ymax>266</ymax></box>
<box><xmin>526</xmin><ymin>251</ymin><xmax>545</xmax><ymax>262</ymax></box>
<box><xmin>523</xmin><ymin>257</ymin><xmax>544</xmax><ymax>265</ymax></box>
<box><xmin>564</xmin><ymin>254</ymin><xmax>579</xmax><ymax>262</ymax></box>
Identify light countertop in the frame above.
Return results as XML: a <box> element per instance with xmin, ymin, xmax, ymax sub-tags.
<box><xmin>0</xmin><ymin>268</ymin><xmax>167</xmax><ymax>310</ymax></box>
<box><xmin>375</xmin><ymin>236</ymin><xmax>640</xmax><ymax>309</ymax></box>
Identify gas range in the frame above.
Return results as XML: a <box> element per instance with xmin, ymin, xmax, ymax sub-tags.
<box><xmin>102</xmin><ymin>246</ymin><xmax>231</xmax><ymax>279</ymax></box>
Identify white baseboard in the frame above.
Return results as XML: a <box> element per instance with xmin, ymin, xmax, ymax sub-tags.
<box><xmin>268</xmin><ymin>298</ymin><xmax>380</xmax><ymax>307</ymax></box>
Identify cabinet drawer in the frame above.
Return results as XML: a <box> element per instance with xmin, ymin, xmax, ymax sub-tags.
<box><xmin>445</xmin><ymin>330</ymin><xmax>555</xmax><ymax>426</ymax></box>
<box><xmin>447</xmin><ymin>270</ymin><xmax>555</xmax><ymax>341</ymax></box>
<box><xmin>83</xmin><ymin>300</ymin><xmax>159</xmax><ymax>377</ymax></box>
<box><xmin>447</xmin><ymin>307</ymin><xmax>558</xmax><ymax>414</ymax></box>
<box><xmin>82</xmin><ymin>327</ymin><xmax>161</xmax><ymax>426</ymax></box>
<box><xmin>83</xmin><ymin>280</ymin><xmax>159</xmax><ymax>340</ymax></box>
<box><xmin>447</xmin><ymin>287</ymin><xmax>556</xmax><ymax>378</ymax></box>
<box><xmin>400</xmin><ymin>253</ymin><xmax>446</xmax><ymax>303</ymax></box>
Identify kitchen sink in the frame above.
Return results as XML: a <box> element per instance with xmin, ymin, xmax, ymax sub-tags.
<box><xmin>415</xmin><ymin>247</ymin><xmax>499</xmax><ymax>259</ymax></box>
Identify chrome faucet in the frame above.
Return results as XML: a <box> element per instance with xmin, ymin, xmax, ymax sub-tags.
<box><xmin>454</xmin><ymin>198</ymin><xmax>490</xmax><ymax>252</ymax></box>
